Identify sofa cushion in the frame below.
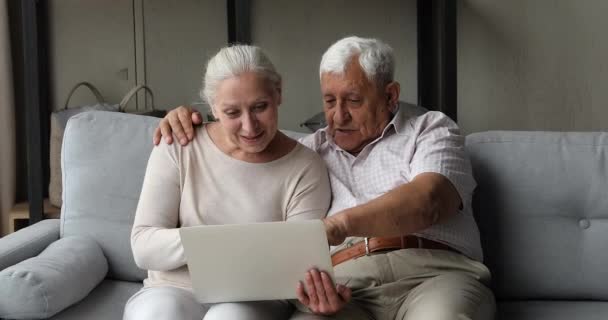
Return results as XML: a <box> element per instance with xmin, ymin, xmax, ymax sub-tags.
<box><xmin>466</xmin><ymin>131</ymin><xmax>608</xmax><ymax>300</ymax></box>
<box><xmin>498</xmin><ymin>301</ymin><xmax>608</xmax><ymax>320</ymax></box>
<box><xmin>281</xmin><ymin>129</ymin><xmax>310</xmax><ymax>141</ymax></box>
<box><xmin>61</xmin><ymin>111</ymin><xmax>159</xmax><ymax>281</ymax></box>
<box><xmin>0</xmin><ymin>236</ymin><xmax>108</xmax><ymax>319</ymax></box>
<box><xmin>49</xmin><ymin>280</ymin><xmax>142</xmax><ymax>320</ymax></box>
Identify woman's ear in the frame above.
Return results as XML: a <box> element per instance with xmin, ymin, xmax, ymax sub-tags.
<box><xmin>385</xmin><ymin>81</ymin><xmax>401</xmax><ymax>113</ymax></box>
<box><xmin>276</xmin><ymin>87</ymin><xmax>282</xmax><ymax>106</ymax></box>
<box><xmin>209</xmin><ymin>106</ymin><xmax>218</xmax><ymax>121</ymax></box>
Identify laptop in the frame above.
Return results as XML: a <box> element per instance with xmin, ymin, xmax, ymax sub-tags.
<box><xmin>179</xmin><ymin>219</ymin><xmax>334</xmax><ymax>303</ymax></box>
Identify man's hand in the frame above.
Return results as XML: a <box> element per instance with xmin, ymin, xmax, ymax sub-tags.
<box><xmin>153</xmin><ymin>106</ymin><xmax>203</xmax><ymax>146</ymax></box>
<box><xmin>296</xmin><ymin>269</ymin><xmax>351</xmax><ymax>316</ymax></box>
<box><xmin>323</xmin><ymin>215</ymin><xmax>348</xmax><ymax>246</ymax></box>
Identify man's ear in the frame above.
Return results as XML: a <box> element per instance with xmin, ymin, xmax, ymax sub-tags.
<box><xmin>385</xmin><ymin>82</ymin><xmax>401</xmax><ymax>112</ymax></box>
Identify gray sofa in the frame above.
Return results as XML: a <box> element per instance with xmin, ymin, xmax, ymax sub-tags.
<box><xmin>467</xmin><ymin>131</ymin><xmax>608</xmax><ymax>320</ymax></box>
<box><xmin>0</xmin><ymin>111</ymin><xmax>606</xmax><ymax>319</ymax></box>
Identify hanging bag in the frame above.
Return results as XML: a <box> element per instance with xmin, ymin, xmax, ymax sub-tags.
<box><xmin>49</xmin><ymin>82</ymin><xmax>119</xmax><ymax>207</ymax></box>
<box><xmin>118</xmin><ymin>85</ymin><xmax>166</xmax><ymax>118</ymax></box>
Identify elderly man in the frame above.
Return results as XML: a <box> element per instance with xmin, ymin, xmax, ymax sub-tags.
<box><xmin>154</xmin><ymin>36</ymin><xmax>495</xmax><ymax>320</ymax></box>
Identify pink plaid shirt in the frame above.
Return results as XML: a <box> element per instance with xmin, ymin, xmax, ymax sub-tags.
<box><xmin>300</xmin><ymin>103</ymin><xmax>483</xmax><ymax>261</ymax></box>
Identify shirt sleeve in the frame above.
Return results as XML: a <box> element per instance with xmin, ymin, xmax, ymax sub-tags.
<box><xmin>409</xmin><ymin>112</ymin><xmax>476</xmax><ymax>210</ymax></box>
<box><xmin>285</xmin><ymin>153</ymin><xmax>331</xmax><ymax>222</ymax></box>
<box><xmin>130</xmin><ymin>142</ymin><xmax>186</xmax><ymax>271</ymax></box>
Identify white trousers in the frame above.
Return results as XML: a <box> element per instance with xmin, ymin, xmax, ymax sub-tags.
<box><xmin>123</xmin><ymin>286</ymin><xmax>293</xmax><ymax>320</ymax></box>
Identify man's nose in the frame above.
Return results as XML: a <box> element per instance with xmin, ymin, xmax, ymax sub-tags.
<box><xmin>333</xmin><ymin>102</ymin><xmax>350</xmax><ymax>125</ymax></box>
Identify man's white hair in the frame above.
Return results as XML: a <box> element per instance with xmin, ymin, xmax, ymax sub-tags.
<box><xmin>320</xmin><ymin>36</ymin><xmax>395</xmax><ymax>87</ymax></box>
<box><xmin>201</xmin><ymin>45</ymin><xmax>281</xmax><ymax>107</ymax></box>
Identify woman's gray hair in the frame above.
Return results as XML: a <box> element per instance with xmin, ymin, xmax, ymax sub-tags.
<box><xmin>201</xmin><ymin>45</ymin><xmax>281</xmax><ymax>107</ymax></box>
<box><xmin>319</xmin><ymin>36</ymin><xmax>395</xmax><ymax>88</ymax></box>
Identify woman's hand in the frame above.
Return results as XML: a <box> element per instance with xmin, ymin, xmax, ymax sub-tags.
<box><xmin>153</xmin><ymin>106</ymin><xmax>203</xmax><ymax>146</ymax></box>
<box><xmin>296</xmin><ymin>269</ymin><xmax>352</xmax><ymax>316</ymax></box>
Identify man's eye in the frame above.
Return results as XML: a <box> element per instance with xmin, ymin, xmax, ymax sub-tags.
<box><xmin>253</xmin><ymin>103</ymin><xmax>268</xmax><ymax>112</ymax></box>
<box><xmin>225</xmin><ymin>111</ymin><xmax>239</xmax><ymax>118</ymax></box>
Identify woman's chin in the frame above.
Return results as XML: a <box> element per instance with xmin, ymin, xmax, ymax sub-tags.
<box><xmin>237</xmin><ymin>140</ymin><xmax>269</xmax><ymax>154</ymax></box>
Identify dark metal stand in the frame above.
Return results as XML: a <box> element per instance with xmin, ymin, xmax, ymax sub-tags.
<box><xmin>19</xmin><ymin>0</ymin><xmax>49</xmax><ymax>224</ymax></box>
<box><xmin>417</xmin><ymin>0</ymin><xmax>457</xmax><ymax>122</ymax></box>
<box><xmin>227</xmin><ymin>0</ymin><xmax>251</xmax><ymax>45</ymax></box>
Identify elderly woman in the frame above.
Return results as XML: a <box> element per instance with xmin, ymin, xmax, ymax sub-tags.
<box><xmin>123</xmin><ymin>45</ymin><xmax>331</xmax><ymax>320</ymax></box>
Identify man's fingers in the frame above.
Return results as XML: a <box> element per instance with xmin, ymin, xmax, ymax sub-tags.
<box><xmin>153</xmin><ymin>127</ymin><xmax>161</xmax><ymax>145</ymax></box>
<box><xmin>296</xmin><ymin>281</ymin><xmax>310</xmax><ymax>306</ymax></box>
<box><xmin>159</xmin><ymin>119</ymin><xmax>173</xmax><ymax>144</ymax></box>
<box><xmin>192</xmin><ymin>111</ymin><xmax>203</xmax><ymax>125</ymax></box>
<box><xmin>323</xmin><ymin>218</ymin><xmax>346</xmax><ymax>246</ymax></box>
<box><xmin>168</xmin><ymin>115</ymin><xmax>187</xmax><ymax>145</ymax></box>
<box><xmin>177</xmin><ymin>110</ymin><xmax>194</xmax><ymax>141</ymax></box>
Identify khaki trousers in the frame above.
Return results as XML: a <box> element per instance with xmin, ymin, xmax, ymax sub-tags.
<box><xmin>291</xmin><ymin>248</ymin><xmax>495</xmax><ymax>320</ymax></box>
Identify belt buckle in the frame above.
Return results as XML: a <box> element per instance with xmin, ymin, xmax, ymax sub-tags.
<box><xmin>364</xmin><ymin>237</ymin><xmax>370</xmax><ymax>256</ymax></box>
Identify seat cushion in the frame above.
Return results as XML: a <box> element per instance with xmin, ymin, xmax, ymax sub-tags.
<box><xmin>498</xmin><ymin>301</ymin><xmax>608</xmax><ymax>320</ymax></box>
<box><xmin>466</xmin><ymin>131</ymin><xmax>608</xmax><ymax>300</ymax></box>
<box><xmin>49</xmin><ymin>280</ymin><xmax>143</xmax><ymax>320</ymax></box>
<box><xmin>61</xmin><ymin>111</ymin><xmax>160</xmax><ymax>281</ymax></box>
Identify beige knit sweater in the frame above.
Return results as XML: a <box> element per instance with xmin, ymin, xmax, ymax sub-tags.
<box><xmin>131</xmin><ymin>127</ymin><xmax>331</xmax><ymax>289</ymax></box>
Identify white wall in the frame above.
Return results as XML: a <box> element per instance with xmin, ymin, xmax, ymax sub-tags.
<box><xmin>48</xmin><ymin>0</ymin><xmax>136</xmax><ymax>110</ymax></box>
<box><xmin>48</xmin><ymin>0</ymin><xmax>417</xmax><ymax>131</ymax></box>
<box><xmin>48</xmin><ymin>0</ymin><xmax>227</xmax><ymax>112</ymax></box>
<box><xmin>49</xmin><ymin>1</ymin><xmax>608</xmax><ymax>134</ymax></box>
<box><xmin>458</xmin><ymin>0</ymin><xmax>608</xmax><ymax>134</ymax></box>
<box><xmin>142</xmin><ymin>0</ymin><xmax>227</xmax><ymax>111</ymax></box>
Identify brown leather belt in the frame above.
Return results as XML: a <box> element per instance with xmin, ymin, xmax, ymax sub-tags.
<box><xmin>331</xmin><ymin>235</ymin><xmax>458</xmax><ymax>266</ymax></box>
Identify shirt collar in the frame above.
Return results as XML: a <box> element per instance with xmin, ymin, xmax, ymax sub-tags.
<box><xmin>387</xmin><ymin>102</ymin><xmax>410</xmax><ymax>135</ymax></box>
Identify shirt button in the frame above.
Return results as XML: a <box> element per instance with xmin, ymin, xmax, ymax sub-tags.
<box><xmin>579</xmin><ymin>219</ymin><xmax>590</xmax><ymax>229</ymax></box>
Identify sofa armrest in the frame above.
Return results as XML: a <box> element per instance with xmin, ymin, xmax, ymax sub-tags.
<box><xmin>0</xmin><ymin>219</ymin><xmax>60</xmax><ymax>270</ymax></box>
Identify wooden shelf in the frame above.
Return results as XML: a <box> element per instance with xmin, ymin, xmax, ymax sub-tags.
<box><xmin>7</xmin><ymin>199</ymin><xmax>61</xmax><ymax>234</ymax></box>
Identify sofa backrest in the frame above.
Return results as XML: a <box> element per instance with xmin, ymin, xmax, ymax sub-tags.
<box><xmin>466</xmin><ymin>131</ymin><xmax>608</xmax><ymax>300</ymax></box>
<box><xmin>61</xmin><ymin>111</ymin><xmax>159</xmax><ymax>281</ymax></box>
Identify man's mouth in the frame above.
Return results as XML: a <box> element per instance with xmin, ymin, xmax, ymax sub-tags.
<box><xmin>335</xmin><ymin>128</ymin><xmax>356</xmax><ymax>136</ymax></box>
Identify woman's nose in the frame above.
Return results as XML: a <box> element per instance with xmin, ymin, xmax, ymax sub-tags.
<box><xmin>242</xmin><ymin>113</ymin><xmax>259</xmax><ymax>133</ymax></box>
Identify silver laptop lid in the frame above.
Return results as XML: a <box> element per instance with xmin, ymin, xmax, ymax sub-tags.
<box><xmin>179</xmin><ymin>220</ymin><xmax>333</xmax><ymax>303</ymax></box>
